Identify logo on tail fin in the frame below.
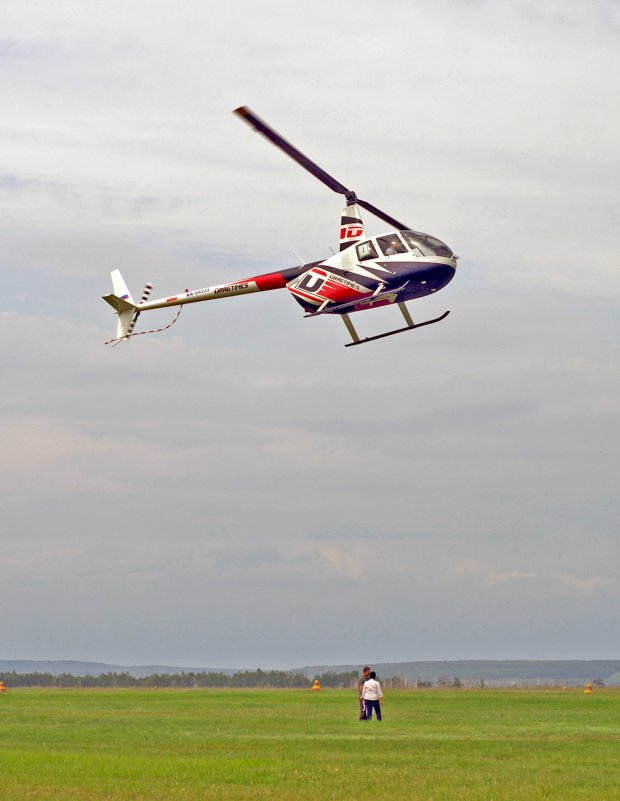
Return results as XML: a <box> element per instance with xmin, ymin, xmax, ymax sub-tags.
<box><xmin>339</xmin><ymin>204</ymin><xmax>365</xmax><ymax>252</ymax></box>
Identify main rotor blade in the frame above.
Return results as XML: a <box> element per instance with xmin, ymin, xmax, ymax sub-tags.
<box><xmin>357</xmin><ymin>199</ymin><xmax>410</xmax><ymax>231</ymax></box>
<box><xmin>234</xmin><ymin>106</ymin><xmax>352</xmax><ymax>197</ymax></box>
<box><xmin>235</xmin><ymin>106</ymin><xmax>412</xmax><ymax>231</ymax></box>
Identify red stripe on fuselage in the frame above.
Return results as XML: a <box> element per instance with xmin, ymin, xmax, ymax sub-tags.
<box><xmin>317</xmin><ymin>280</ymin><xmax>366</xmax><ymax>303</ymax></box>
<box><xmin>289</xmin><ymin>287</ymin><xmax>323</xmax><ymax>306</ymax></box>
<box><xmin>250</xmin><ymin>272</ymin><xmax>288</xmax><ymax>291</ymax></box>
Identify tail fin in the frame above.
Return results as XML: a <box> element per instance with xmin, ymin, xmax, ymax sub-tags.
<box><xmin>102</xmin><ymin>269</ymin><xmax>138</xmax><ymax>339</ymax></box>
<box><xmin>339</xmin><ymin>200</ymin><xmax>365</xmax><ymax>252</ymax></box>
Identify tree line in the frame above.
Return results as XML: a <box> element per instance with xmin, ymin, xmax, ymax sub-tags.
<box><xmin>0</xmin><ymin>669</ymin><xmax>514</xmax><ymax>689</ymax></box>
<box><xmin>0</xmin><ymin>668</ymin><xmax>366</xmax><ymax>689</ymax></box>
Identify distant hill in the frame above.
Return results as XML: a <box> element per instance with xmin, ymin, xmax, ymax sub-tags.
<box><xmin>296</xmin><ymin>660</ymin><xmax>620</xmax><ymax>685</ymax></box>
<box><xmin>2</xmin><ymin>659</ymin><xmax>619</xmax><ymax>685</ymax></box>
<box><xmin>0</xmin><ymin>660</ymin><xmax>237</xmax><ymax>678</ymax></box>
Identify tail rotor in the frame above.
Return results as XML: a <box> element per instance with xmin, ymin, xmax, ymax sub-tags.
<box><xmin>125</xmin><ymin>282</ymin><xmax>153</xmax><ymax>339</ymax></box>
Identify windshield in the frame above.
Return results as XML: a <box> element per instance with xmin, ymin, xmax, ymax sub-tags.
<box><xmin>400</xmin><ymin>230</ymin><xmax>453</xmax><ymax>258</ymax></box>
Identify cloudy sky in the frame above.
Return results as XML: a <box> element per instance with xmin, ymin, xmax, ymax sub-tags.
<box><xmin>1</xmin><ymin>0</ymin><xmax>619</xmax><ymax>669</ymax></box>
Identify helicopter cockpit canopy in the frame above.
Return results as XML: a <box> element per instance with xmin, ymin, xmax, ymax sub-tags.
<box><xmin>400</xmin><ymin>230</ymin><xmax>453</xmax><ymax>258</ymax></box>
<box><xmin>356</xmin><ymin>231</ymin><xmax>453</xmax><ymax>262</ymax></box>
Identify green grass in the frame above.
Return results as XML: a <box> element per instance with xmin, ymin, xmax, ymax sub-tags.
<box><xmin>0</xmin><ymin>688</ymin><xmax>618</xmax><ymax>800</ymax></box>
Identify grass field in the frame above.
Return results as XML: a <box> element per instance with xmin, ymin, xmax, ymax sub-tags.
<box><xmin>1</xmin><ymin>687</ymin><xmax>618</xmax><ymax>800</ymax></box>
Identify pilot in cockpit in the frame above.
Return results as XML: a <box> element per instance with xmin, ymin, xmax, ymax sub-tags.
<box><xmin>378</xmin><ymin>236</ymin><xmax>407</xmax><ymax>257</ymax></box>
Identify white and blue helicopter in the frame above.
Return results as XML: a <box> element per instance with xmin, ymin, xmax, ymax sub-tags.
<box><xmin>103</xmin><ymin>107</ymin><xmax>457</xmax><ymax>347</ymax></box>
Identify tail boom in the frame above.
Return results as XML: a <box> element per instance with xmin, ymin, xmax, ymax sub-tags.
<box><xmin>135</xmin><ymin>270</ymin><xmax>295</xmax><ymax>312</ymax></box>
<box><xmin>103</xmin><ymin>268</ymin><xmax>303</xmax><ymax>341</ymax></box>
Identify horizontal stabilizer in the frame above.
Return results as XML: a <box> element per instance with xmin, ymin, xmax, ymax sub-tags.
<box><xmin>102</xmin><ymin>293</ymin><xmax>135</xmax><ymax>313</ymax></box>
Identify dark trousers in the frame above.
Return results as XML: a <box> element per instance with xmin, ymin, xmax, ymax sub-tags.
<box><xmin>364</xmin><ymin>699</ymin><xmax>382</xmax><ymax>721</ymax></box>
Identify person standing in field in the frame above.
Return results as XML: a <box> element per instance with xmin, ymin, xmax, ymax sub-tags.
<box><xmin>362</xmin><ymin>671</ymin><xmax>384</xmax><ymax>721</ymax></box>
<box><xmin>357</xmin><ymin>666</ymin><xmax>371</xmax><ymax>720</ymax></box>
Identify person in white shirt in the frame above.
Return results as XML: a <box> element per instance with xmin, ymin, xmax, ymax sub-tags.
<box><xmin>362</xmin><ymin>671</ymin><xmax>384</xmax><ymax>721</ymax></box>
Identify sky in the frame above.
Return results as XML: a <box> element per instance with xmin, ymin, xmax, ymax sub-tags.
<box><xmin>1</xmin><ymin>0</ymin><xmax>619</xmax><ymax>670</ymax></box>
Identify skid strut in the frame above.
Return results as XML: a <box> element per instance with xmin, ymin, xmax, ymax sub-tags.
<box><xmin>341</xmin><ymin>313</ymin><xmax>360</xmax><ymax>343</ymax></box>
<box><xmin>342</xmin><ymin>306</ymin><xmax>450</xmax><ymax>347</ymax></box>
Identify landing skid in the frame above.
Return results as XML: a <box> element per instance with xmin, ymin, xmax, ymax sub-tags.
<box><xmin>342</xmin><ymin>304</ymin><xmax>449</xmax><ymax>347</ymax></box>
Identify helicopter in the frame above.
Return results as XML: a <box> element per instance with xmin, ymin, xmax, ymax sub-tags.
<box><xmin>102</xmin><ymin>106</ymin><xmax>457</xmax><ymax>347</ymax></box>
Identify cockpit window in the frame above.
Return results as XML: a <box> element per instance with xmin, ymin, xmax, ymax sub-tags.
<box><xmin>400</xmin><ymin>230</ymin><xmax>453</xmax><ymax>258</ymax></box>
<box><xmin>377</xmin><ymin>235</ymin><xmax>408</xmax><ymax>256</ymax></box>
<box><xmin>356</xmin><ymin>240</ymin><xmax>379</xmax><ymax>261</ymax></box>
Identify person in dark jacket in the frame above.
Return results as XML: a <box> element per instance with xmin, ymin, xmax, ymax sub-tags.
<box><xmin>357</xmin><ymin>666</ymin><xmax>371</xmax><ymax>719</ymax></box>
